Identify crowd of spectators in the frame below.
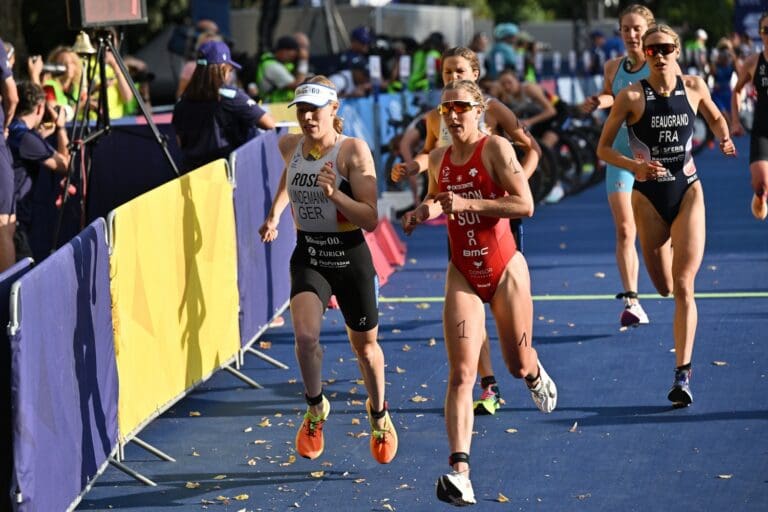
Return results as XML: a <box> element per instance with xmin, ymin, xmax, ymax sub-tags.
<box><xmin>0</xmin><ymin>15</ymin><xmax>763</xmax><ymax>270</ymax></box>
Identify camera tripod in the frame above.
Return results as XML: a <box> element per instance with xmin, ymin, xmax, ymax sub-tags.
<box><xmin>52</xmin><ymin>29</ymin><xmax>179</xmax><ymax>250</ymax></box>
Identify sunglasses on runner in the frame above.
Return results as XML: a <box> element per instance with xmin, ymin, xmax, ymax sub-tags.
<box><xmin>761</xmin><ymin>27</ymin><xmax>768</xmax><ymax>35</ymax></box>
<box><xmin>644</xmin><ymin>43</ymin><xmax>677</xmax><ymax>57</ymax></box>
<box><xmin>437</xmin><ymin>100</ymin><xmax>481</xmax><ymax>115</ymax></box>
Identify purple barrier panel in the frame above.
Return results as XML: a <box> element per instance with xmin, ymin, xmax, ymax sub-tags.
<box><xmin>1</xmin><ymin>259</ymin><xmax>34</xmax><ymax>512</ymax></box>
<box><xmin>231</xmin><ymin>130</ymin><xmax>295</xmax><ymax>348</ymax></box>
<box><xmin>86</xmin><ymin>124</ymin><xmax>181</xmax><ymax>223</ymax></box>
<box><xmin>9</xmin><ymin>219</ymin><xmax>118</xmax><ymax>512</ymax></box>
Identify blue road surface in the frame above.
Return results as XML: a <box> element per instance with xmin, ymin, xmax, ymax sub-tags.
<box><xmin>78</xmin><ymin>137</ymin><xmax>768</xmax><ymax>511</ymax></box>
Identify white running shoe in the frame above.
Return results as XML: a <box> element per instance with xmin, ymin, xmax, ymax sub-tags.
<box><xmin>544</xmin><ymin>180</ymin><xmax>565</xmax><ymax>204</ymax></box>
<box><xmin>529</xmin><ymin>362</ymin><xmax>557</xmax><ymax>413</ymax></box>
<box><xmin>620</xmin><ymin>301</ymin><xmax>650</xmax><ymax>327</ymax></box>
<box><xmin>436</xmin><ymin>471</ymin><xmax>476</xmax><ymax>506</ymax></box>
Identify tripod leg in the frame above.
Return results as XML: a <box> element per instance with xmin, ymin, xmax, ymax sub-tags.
<box><xmin>104</xmin><ymin>38</ymin><xmax>180</xmax><ymax>176</ymax></box>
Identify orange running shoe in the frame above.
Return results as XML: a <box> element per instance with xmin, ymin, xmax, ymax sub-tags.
<box><xmin>295</xmin><ymin>396</ymin><xmax>330</xmax><ymax>459</ymax></box>
<box><xmin>366</xmin><ymin>398</ymin><xmax>398</xmax><ymax>464</ymax></box>
<box><xmin>752</xmin><ymin>194</ymin><xmax>767</xmax><ymax>220</ymax></box>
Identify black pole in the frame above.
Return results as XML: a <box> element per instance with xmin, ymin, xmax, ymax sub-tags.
<box><xmin>103</xmin><ymin>36</ymin><xmax>179</xmax><ymax>176</ymax></box>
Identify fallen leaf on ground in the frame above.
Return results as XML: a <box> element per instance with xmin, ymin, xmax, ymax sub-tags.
<box><xmin>189</xmin><ymin>411</ymin><xmax>201</xmax><ymax>417</ymax></box>
<box><xmin>288</xmin><ymin>378</ymin><xmax>297</xmax><ymax>384</ymax></box>
<box><xmin>416</xmin><ymin>303</ymin><xmax>430</xmax><ymax>309</ymax></box>
<box><xmin>354</xmin><ymin>478</ymin><xmax>366</xmax><ymax>484</ymax></box>
<box><xmin>410</xmin><ymin>395</ymin><xmax>429</xmax><ymax>403</ymax></box>
<box><xmin>259</xmin><ymin>341</ymin><xmax>272</xmax><ymax>349</ymax></box>
<box><xmin>593</xmin><ymin>272</ymin><xmax>606</xmax><ymax>278</ymax></box>
<box><xmin>575</xmin><ymin>493</ymin><xmax>591</xmax><ymax>500</ymax></box>
<box><xmin>185</xmin><ymin>482</ymin><xmax>200</xmax><ymax>489</ymax></box>
<box><xmin>712</xmin><ymin>361</ymin><xmax>727</xmax><ymax>366</ymax></box>
<box><xmin>310</xmin><ymin>471</ymin><xmax>325</xmax><ymax>478</ymax></box>
<box><xmin>253</xmin><ymin>440</ymin><xmax>267</xmax><ymax>445</ymax></box>
<box><xmin>234</xmin><ymin>494</ymin><xmax>249</xmax><ymax>501</ymax></box>
<box><xmin>402</xmin><ymin>344</ymin><xmax>412</xmax><ymax>352</ymax></box>
<box><xmin>247</xmin><ymin>458</ymin><xmax>256</xmax><ymax>466</ymax></box>
<box><xmin>497</xmin><ymin>493</ymin><xmax>510</xmax><ymax>503</ymax></box>
<box><xmin>396</xmin><ymin>366</ymin><xmax>406</xmax><ymax>374</ymax></box>
<box><xmin>213</xmin><ymin>474</ymin><xmax>227</xmax><ymax>480</ymax></box>
<box><xmin>717</xmin><ymin>474</ymin><xmax>733</xmax><ymax>479</ymax></box>
<box><xmin>259</xmin><ymin>418</ymin><xmax>272</xmax><ymax>427</ymax></box>
<box><xmin>569</xmin><ymin>422</ymin><xmax>579</xmax><ymax>433</ymax></box>
<box><xmin>428</xmin><ymin>338</ymin><xmax>437</xmax><ymax>347</ymax></box>
<box><xmin>505</xmin><ymin>428</ymin><xmax>518</xmax><ymax>434</ymax></box>
<box><xmin>243</xmin><ymin>427</ymin><xmax>253</xmax><ymax>433</ymax></box>
<box><xmin>351</xmin><ymin>418</ymin><xmax>361</xmax><ymax>425</ymax></box>
<box><xmin>382</xmin><ymin>504</ymin><xmax>395</xmax><ymax>511</ymax></box>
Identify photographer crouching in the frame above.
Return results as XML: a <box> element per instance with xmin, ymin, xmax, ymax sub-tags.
<box><xmin>6</xmin><ymin>81</ymin><xmax>70</xmax><ymax>259</ymax></box>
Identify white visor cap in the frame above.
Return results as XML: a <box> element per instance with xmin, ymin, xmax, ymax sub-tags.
<box><xmin>288</xmin><ymin>83</ymin><xmax>339</xmax><ymax>108</ymax></box>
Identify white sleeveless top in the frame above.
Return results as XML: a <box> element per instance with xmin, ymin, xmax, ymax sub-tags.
<box><xmin>286</xmin><ymin>135</ymin><xmax>357</xmax><ymax>232</ymax></box>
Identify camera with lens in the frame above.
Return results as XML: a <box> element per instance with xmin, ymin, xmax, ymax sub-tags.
<box><xmin>42</xmin><ymin>64</ymin><xmax>67</xmax><ymax>75</ymax></box>
<box><xmin>41</xmin><ymin>104</ymin><xmax>62</xmax><ymax>128</ymax></box>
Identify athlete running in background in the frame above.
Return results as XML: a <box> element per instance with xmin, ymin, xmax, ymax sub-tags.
<box><xmin>581</xmin><ymin>4</ymin><xmax>657</xmax><ymax>327</ymax></box>
<box><xmin>730</xmin><ymin>12</ymin><xmax>768</xmax><ymax>221</ymax></box>
<box><xmin>597</xmin><ymin>25</ymin><xmax>735</xmax><ymax>406</ymax></box>
<box><xmin>391</xmin><ymin>46</ymin><xmax>541</xmax><ymax>417</ymax></box>
<box><xmin>402</xmin><ymin>80</ymin><xmax>557</xmax><ymax>506</ymax></box>
<box><xmin>259</xmin><ymin>76</ymin><xmax>398</xmax><ymax>464</ymax></box>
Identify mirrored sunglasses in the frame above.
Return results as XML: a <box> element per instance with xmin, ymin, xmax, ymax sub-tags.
<box><xmin>437</xmin><ymin>100</ymin><xmax>481</xmax><ymax>115</ymax></box>
<box><xmin>644</xmin><ymin>43</ymin><xmax>677</xmax><ymax>57</ymax></box>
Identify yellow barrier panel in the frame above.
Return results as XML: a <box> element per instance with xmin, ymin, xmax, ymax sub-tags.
<box><xmin>263</xmin><ymin>102</ymin><xmax>301</xmax><ymax>133</ymax></box>
<box><xmin>109</xmin><ymin>160</ymin><xmax>241</xmax><ymax>441</ymax></box>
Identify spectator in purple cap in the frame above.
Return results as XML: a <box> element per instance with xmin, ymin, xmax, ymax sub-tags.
<box><xmin>256</xmin><ymin>35</ymin><xmax>306</xmax><ymax>103</ymax></box>
<box><xmin>337</xmin><ymin>26</ymin><xmax>372</xmax><ymax>73</ymax></box>
<box><xmin>172</xmin><ymin>40</ymin><xmax>275</xmax><ymax>173</ymax></box>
